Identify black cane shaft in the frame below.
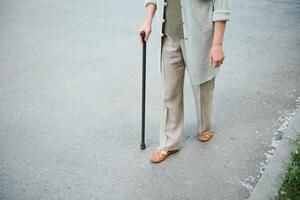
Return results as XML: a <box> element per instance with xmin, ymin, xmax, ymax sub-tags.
<box><xmin>140</xmin><ymin>31</ymin><xmax>146</xmax><ymax>150</ymax></box>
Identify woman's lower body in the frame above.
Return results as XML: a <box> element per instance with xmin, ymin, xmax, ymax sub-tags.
<box><xmin>158</xmin><ymin>34</ymin><xmax>215</xmax><ymax>152</ymax></box>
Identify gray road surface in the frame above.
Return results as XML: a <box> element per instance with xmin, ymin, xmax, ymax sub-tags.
<box><xmin>0</xmin><ymin>0</ymin><xmax>300</xmax><ymax>199</ymax></box>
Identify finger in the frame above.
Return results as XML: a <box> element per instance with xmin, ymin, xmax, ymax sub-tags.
<box><xmin>145</xmin><ymin>32</ymin><xmax>150</xmax><ymax>42</ymax></box>
<box><xmin>140</xmin><ymin>35</ymin><xmax>145</xmax><ymax>45</ymax></box>
<box><xmin>138</xmin><ymin>35</ymin><xmax>143</xmax><ymax>45</ymax></box>
<box><xmin>139</xmin><ymin>37</ymin><xmax>143</xmax><ymax>45</ymax></box>
<box><xmin>221</xmin><ymin>57</ymin><xmax>225</xmax><ymax>64</ymax></box>
<box><xmin>213</xmin><ymin>59</ymin><xmax>218</xmax><ymax>68</ymax></box>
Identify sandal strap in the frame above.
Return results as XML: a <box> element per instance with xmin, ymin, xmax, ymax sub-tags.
<box><xmin>200</xmin><ymin>130</ymin><xmax>213</xmax><ymax>135</ymax></box>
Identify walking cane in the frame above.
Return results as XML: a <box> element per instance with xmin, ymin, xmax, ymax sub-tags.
<box><xmin>140</xmin><ymin>31</ymin><xmax>146</xmax><ymax>150</ymax></box>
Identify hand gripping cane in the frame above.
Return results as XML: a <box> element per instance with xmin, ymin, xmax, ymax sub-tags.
<box><xmin>140</xmin><ymin>31</ymin><xmax>146</xmax><ymax>150</ymax></box>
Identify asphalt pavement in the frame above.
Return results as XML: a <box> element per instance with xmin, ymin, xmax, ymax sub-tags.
<box><xmin>0</xmin><ymin>0</ymin><xmax>300</xmax><ymax>199</ymax></box>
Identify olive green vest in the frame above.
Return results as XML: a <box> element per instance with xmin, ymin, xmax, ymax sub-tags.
<box><xmin>162</xmin><ymin>0</ymin><xmax>184</xmax><ymax>39</ymax></box>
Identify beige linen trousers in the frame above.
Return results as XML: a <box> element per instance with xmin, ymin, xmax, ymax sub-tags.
<box><xmin>158</xmin><ymin>33</ymin><xmax>215</xmax><ymax>151</ymax></box>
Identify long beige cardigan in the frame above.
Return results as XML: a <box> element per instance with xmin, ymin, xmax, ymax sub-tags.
<box><xmin>144</xmin><ymin>0</ymin><xmax>231</xmax><ymax>85</ymax></box>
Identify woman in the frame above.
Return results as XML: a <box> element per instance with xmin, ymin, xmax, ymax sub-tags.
<box><xmin>138</xmin><ymin>0</ymin><xmax>231</xmax><ymax>163</ymax></box>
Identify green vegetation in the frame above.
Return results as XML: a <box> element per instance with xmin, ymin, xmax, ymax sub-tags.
<box><xmin>275</xmin><ymin>144</ymin><xmax>300</xmax><ymax>200</ymax></box>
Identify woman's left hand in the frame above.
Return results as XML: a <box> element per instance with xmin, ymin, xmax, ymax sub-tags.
<box><xmin>209</xmin><ymin>45</ymin><xmax>225</xmax><ymax>68</ymax></box>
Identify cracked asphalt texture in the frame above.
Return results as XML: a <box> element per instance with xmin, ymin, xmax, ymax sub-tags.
<box><xmin>0</xmin><ymin>0</ymin><xmax>300</xmax><ymax>199</ymax></box>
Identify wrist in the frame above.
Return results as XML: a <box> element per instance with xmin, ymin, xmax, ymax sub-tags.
<box><xmin>145</xmin><ymin>22</ymin><xmax>152</xmax><ymax>27</ymax></box>
<box><xmin>212</xmin><ymin>43</ymin><xmax>223</xmax><ymax>49</ymax></box>
<box><xmin>145</xmin><ymin>18</ymin><xmax>153</xmax><ymax>26</ymax></box>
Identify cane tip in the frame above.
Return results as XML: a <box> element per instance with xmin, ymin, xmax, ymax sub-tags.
<box><xmin>140</xmin><ymin>143</ymin><xmax>146</xmax><ymax>150</ymax></box>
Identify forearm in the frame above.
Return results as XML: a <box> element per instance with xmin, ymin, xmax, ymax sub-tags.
<box><xmin>145</xmin><ymin>4</ymin><xmax>157</xmax><ymax>25</ymax></box>
<box><xmin>212</xmin><ymin>21</ymin><xmax>226</xmax><ymax>48</ymax></box>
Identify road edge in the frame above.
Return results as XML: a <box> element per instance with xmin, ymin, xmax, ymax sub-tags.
<box><xmin>247</xmin><ymin>109</ymin><xmax>300</xmax><ymax>200</ymax></box>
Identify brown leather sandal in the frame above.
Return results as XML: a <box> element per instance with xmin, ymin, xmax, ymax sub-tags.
<box><xmin>198</xmin><ymin>130</ymin><xmax>214</xmax><ymax>142</ymax></box>
<box><xmin>150</xmin><ymin>147</ymin><xmax>179</xmax><ymax>163</ymax></box>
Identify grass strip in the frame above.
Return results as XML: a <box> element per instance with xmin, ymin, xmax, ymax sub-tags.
<box><xmin>275</xmin><ymin>142</ymin><xmax>300</xmax><ymax>200</ymax></box>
